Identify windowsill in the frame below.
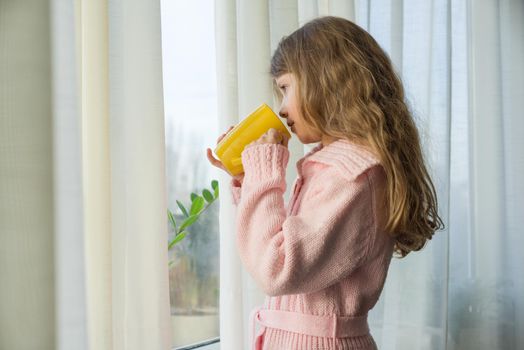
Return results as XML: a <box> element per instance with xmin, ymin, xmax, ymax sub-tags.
<box><xmin>174</xmin><ymin>337</ymin><xmax>220</xmax><ymax>350</ymax></box>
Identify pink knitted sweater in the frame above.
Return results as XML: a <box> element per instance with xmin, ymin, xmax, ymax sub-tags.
<box><xmin>230</xmin><ymin>139</ymin><xmax>394</xmax><ymax>350</ymax></box>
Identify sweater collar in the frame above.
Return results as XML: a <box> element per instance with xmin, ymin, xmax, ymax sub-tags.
<box><xmin>296</xmin><ymin>139</ymin><xmax>381</xmax><ymax>181</ymax></box>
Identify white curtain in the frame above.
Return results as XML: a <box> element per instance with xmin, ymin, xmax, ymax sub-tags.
<box><xmin>0</xmin><ymin>0</ymin><xmax>172</xmax><ymax>349</ymax></box>
<box><xmin>215</xmin><ymin>0</ymin><xmax>524</xmax><ymax>349</ymax></box>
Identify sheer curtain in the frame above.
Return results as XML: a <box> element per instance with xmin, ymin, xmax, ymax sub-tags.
<box><xmin>0</xmin><ymin>0</ymin><xmax>171</xmax><ymax>349</ymax></box>
<box><xmin>214</xmin><ymin>0</ymin><xmax>524</xmax><ymax>349</ymax></box>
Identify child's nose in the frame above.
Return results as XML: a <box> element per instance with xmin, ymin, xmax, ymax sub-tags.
<box><xmin>279</xmin><ymin>107</ymin><xmax>288</xmax><ymax>119</ymax></box>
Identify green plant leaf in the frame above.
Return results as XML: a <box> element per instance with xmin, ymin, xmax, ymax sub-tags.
<box><xmin>176</xmin><ymin>200</ymin><xmax>189</xmax><ymax>217</ymax></box>
<box><xmin>168</xmin><ymin>180</ymin><xmax>221</xmax><ymax>253</ymax></box>
<box><xmin>202</xmin><ymin>189</ymin><xmax>214</xmax><ymax>203</ymax></box>
<box><xmin>167</xmin><ymin>209</ymin><xmax>177</xmax><ymax>230</ymax></box>
<box><xmin>168</xmin><ymin>231</ymin><xmax>187</xmax><ymax>250</ymax></box>
<box><xmin>179</xmin><ymin>214</ymin><xmax>199</xmax><ymax>231</ymax></box>
<box><xmin>190</xmin><ymin>196</ymin><xmax>205</xmax><ymax>216</ymax></box>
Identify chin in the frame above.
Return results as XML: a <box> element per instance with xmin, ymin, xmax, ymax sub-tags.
<box><xmin>296</xmin><ymin>134</ymin><xmax>309</xmax><ymax>144</ymax></box>
<box><xmin>298</xmin><ymin>134</ymin><xmax>318</xmax><ymax>144</ymax></box>
<box><xmin>294</xmin><ymin>130</ymin><xmax>321</xmax><ymax>145</ymax></box>
<box><xmin>299</xmin><ymin>137</ymin><xmax>319</xmax><ymax>145</ymax></box>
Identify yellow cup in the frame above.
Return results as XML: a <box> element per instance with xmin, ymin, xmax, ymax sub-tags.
<box><xmin>214</xmin><ymin>103</ymin><xmax>291</xmax><ymax>176</ymax></box>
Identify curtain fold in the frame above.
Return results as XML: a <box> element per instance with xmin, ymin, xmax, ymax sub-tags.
<box><xmin>215</xmin><ymin>1</ymin><xmax>305</xmax><ymax>349</ymax></box>
<box><xmin>51</xmin><ymin>0</ymin><xmax>88</xmax><ymax>348</ymax></box>
<box><xmin>215</xmin><ymin>0</ymin><xmax>524</xmax><ymax>349</ymax></box>
<box><xmin>1</xmin><ymin>0</ymin><xmax>172</xmax><ymax>349</ymax></box>
<box><xmin>449</xmin><ymin>0</ymin><xmax>524</xmax><ymax>348</ymax></box>
<box><xmin>107</xmin><ymin>0</ymin><xmax>171</xmax><ymax>349</ymax></box>
<box><xmin>215</xmin><ymin>1</ymin><xmax>243</xmax><ymax>349</ymax></box>
<box><xmin>81</xmin><ymin>0</ymin><xmax>113</xmax><ymax>347</ymax></box>
<box><xmin>363</xmin><ymin>0</ymin><xmax>452</xmax><ymax>348</ymax></box>
<box><xmin>0</xmin><ymin>1</ymin><xmax>56</xmax><ymax>348</ymax></box>
<box><xmin>83</xmin><ymin>0</ymin><xmax>172</xmax><ymax>349</ymax></box>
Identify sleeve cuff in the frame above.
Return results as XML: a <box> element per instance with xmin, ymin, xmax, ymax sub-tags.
<box><xmin>241</xmin><ymin>144</ymin><xmax>289</xmax><ymax>184</ymax></box>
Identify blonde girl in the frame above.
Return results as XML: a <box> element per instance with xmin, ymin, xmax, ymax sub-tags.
<box><xmin>207</xmin><ymin>15</ymin><xmax>444</xmax><ymax>350</ymax></box>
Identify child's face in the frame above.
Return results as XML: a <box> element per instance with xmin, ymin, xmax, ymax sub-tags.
<box><xmin>275</xmin><ymin>73</ymin><xmax>323</xmax><ymax>145</ymax></box>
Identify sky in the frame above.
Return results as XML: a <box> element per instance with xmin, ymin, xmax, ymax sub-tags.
<box><xmin>160</xmin><ymin>0</ymin><xmax>218</xmax><ymax>131</ymax></box>
<box><xmin>160</xmin><ymin>0</ymin><xmax>223</xmax><ymax>211</ymax></box>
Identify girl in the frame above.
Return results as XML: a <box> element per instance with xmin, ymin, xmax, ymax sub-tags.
<box><xmin>207</xmin><ymin>16</ymin><xmax>444</xmax><ymax>350</ymax></box>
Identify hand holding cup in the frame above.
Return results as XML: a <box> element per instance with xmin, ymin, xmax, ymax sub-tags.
<box><xmin>206</xmin><ymin>126</ymin><xmax>245</xmax><ymax>182</ymax></box>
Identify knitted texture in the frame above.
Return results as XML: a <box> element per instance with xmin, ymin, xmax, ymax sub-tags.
<box><xmin>230</xmin><ymin>140</ymin><xmax>394</xmax><ymax>350</ymax></box>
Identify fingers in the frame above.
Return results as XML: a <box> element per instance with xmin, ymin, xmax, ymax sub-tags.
<box><xmin>270</xmin><ymin>128</ymin><xmax>283</xmax><ymax>142</ymax></box>
<box><xmin>217</xmin><ymin>126</ymin><xmax>235</xmax><ymax>144</ymax></box>
<box><xmin>218</xmin><ymin>127</ymin><xmax>287</xmax><ymax>148</ymax></box>
<box><xmin>265</xmin><ymin>128</ymin><xmax>288</xmax><ymax>147</ymax></box>
<box><xmin>246</xmin><ymin>128</ymin><xmax>289</xmax><ymax>148</ymax></box>
<box><xmin>206</xmin><ymin>148</ymin><xmax>226</xmax><ymax>171</ymax></box>
<box><xmin>209</xmin><ymin>126</ymin><xmax>235</xmax><ymax>174</ymax></box>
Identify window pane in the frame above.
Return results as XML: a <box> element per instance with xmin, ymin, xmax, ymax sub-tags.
<box><xmin>160</xmin><ymin>0</ymin><xmax>220</xmax><ymax>348</ymax></box>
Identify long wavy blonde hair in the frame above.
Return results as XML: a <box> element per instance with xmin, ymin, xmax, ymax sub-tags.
<box><xmin>271</xmin><ymin>16</ymin><xmax>444</xmax><ymax>258</ymax></box>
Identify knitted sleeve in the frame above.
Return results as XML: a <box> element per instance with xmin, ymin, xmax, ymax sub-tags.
<box><xmin>235</xmin><ymin>143</ymin><xmax>375</xmax><ymax>297</ymax></box>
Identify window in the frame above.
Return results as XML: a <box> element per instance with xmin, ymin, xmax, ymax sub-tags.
<box><xmin>160</xmin><ymin>1</ymin><xmax>220</xmax><ymax>348</ymax></box>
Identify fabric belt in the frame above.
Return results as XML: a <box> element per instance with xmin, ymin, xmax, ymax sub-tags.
<box><xmin>249</xmin><ymin>306</ymin><xmax>370</xmax><ymax>350</ymax></box>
